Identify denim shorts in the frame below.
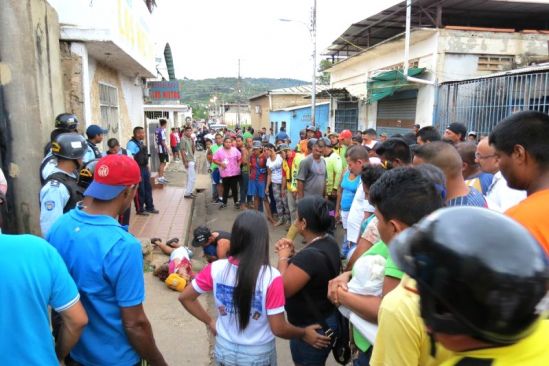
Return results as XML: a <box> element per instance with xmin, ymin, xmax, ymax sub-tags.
<box><xmin>289</xmin><ymin>312</ymin><xmax>339</xmax><ymax>366</ymax></box>
<box><xmin>212</xmin><ymin>168</ymin><xmax>222</xmax><ymax>184</ymax></box>
<box><xmin>248</xmin><ymin>180</ymin><xmax>266</xmax><ymax>199</ymax></box>
<box><xmin>215</xmin><ymin>335</ymin><xmax>277</xmax><ymax>366</ymax></box>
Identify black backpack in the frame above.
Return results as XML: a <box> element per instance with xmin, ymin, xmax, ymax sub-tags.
<box><xmin>43</xmin><ymin>172</ymin><xmax>84</xmax><ymax>213</ymax></box>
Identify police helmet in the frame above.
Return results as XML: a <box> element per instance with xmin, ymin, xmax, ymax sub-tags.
<box><xmin>391</xmin><ymin>207</ymin><xmax>549</xmax><ymax>345</ymax></box>
<box><xmin>77</xmin><ymin>159</ymin><xmax>99</xmax><ymax>189</ymax></box>
<box><xmin>55</xmin><ymin>113</ymin><xmax>79</xmax><ymax>130</ymax></box>
<box><xmin>51</xmin><ymin>133</ymin><xmax>87</xmax><ymax>160</ymax></box>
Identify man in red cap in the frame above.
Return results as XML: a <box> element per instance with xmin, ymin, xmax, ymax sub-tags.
<box><xmin>46</xmin><ymin>154</ymin><xmax>167</xmax><ymax>366</ymax></box>
<box><xmin>337</xmin><ymin>129</ymin><xmax>353</xmax><ymax>170</ymax></box>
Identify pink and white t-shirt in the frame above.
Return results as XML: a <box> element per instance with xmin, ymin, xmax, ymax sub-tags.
<box><xmin>192</xmin><ymin>258</ymin><xmax>285</xmax><ymax>345</ymax></box>
<box><xmin>213</xmin><ymin>147</ymin><xmax>241</xmax><ymax>178</ymax></box>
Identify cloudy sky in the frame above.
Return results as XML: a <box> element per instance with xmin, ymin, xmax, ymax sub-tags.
<box><xmin>150</xmin><ymin>0</ymin><xmax>401</xmax><ymax>81</ymax></box>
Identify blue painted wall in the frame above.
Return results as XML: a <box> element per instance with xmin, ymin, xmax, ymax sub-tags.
<box><xmin>270</xmin><ymin>104</ymin><xmax>329</xmax><ymax>148</ymax></box>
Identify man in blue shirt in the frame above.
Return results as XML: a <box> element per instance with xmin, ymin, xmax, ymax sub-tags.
<box><xmin>0</xmin><ymin>191</ymin><xmax>87</xmax><ymax>365</ymax></box>
<box><xmin>47</xmin><ymin>154</ymin><xmax>166</xmax><ymax>366</ymax></box>
<box><xmin>83</xmin><ymin>124</ymin><xmax>107</xmax><ymax>163</ymax></box>
<box><xmin>127</xmin><ymin>126</ymin><xmax>158</xmax><ymax>215</ymax></box>
<box><xmin>275</xmin><ymin>126</ymin><xmax>290</xmax><ymax>144</ymax></box>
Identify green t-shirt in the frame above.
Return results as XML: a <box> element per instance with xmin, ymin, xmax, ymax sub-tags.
<box><xmin>351</xmin><ymin>240</ymin><xmax>404</xmax><ymax>352</ymax></box>
<box><xmin>210</xmin><ymin>144</ymin><xmax>221</xmax><ymax>169</ymax></box>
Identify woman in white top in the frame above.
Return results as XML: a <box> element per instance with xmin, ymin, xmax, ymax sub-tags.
<box><xmin>180</xmin><ymin>211</ymin><xmax>330</xmax><ymax>366</ymax></box>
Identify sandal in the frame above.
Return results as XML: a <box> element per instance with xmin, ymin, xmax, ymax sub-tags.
<box><xmin>166</xmin><ymin>237</ymin><xmax>180</xmax><ymax>247</ymax></box>
<box><xmin>150</xmin><ymin>238</ymin><xmax>162</xmax><ymax>246</ymax></box>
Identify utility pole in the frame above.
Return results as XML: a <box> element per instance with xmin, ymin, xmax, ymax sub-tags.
<box><xmin>311</xmin><ymin>0</ymin><xmax>317</xmax><ymax>126</ymax></box>
<box><xmin>236</xmin><ymin>59</ymin><xmax>241</xmax><ymax>128</ymax></box>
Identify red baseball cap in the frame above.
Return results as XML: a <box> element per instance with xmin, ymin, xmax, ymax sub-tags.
<box><xmin>84</xmin><ymin>154</ymin><xmax>141</xmax><ymax>200</ymax></box>
<box><xmin>338</xmin><ymin>130</ymin><xmax>353</xmax><ymax>140</ymax></box>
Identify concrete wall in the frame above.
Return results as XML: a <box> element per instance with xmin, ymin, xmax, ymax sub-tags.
<box><xmin>269</xmin><ymin>104</ymin><xmax>330</xmax><ymax>148</ymax></box>
<box><xmin>60</xmin><ymin>42</ymin><xmax>85</xmax><ymax>124</ymax></box>
<box><xmin>89</xmin><ymin>61</ymin><xmax>137</xmax><ymax>150</ymax></box>
<box><xmin>0</xmin><ymin>0</ymin><xmax>65</xmax><ymax>233</ymax></box>
<box><xmin>250</xmin><ymin>96</ymin><xmax>270</xmax><ymax>130</ymax></box>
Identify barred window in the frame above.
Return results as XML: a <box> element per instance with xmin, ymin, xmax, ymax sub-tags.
<box><xmin>99</xmin><ymin>83</ymin><xmax>119</xmax><ymax>134</ymax></box>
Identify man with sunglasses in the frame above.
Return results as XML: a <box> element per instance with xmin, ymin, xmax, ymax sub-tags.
<box><xmin>46</xmin><ymin>155</ymin><xmax>166</xmax><ymax>366</ymax></box>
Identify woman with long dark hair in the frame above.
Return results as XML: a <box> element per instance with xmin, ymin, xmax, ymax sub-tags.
<box><xmin>276</xmin><ymin>196</ymin><xmax>342</xmax><ymax>366</ymax></box>
<box><xmin>180</xmin><ymin>211</ymin><xmax>330</xmax><ymax>366</ymax></box>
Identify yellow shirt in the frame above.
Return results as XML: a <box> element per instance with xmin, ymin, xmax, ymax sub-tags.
<box><xmin>442</xmin><ymin>320</ymin><xmax>549</xmax><ymax>365</ymax></box>
<box><xmin>370</xmin><ymin>275</ymin><xmax>452</xmax><ymax>366</ymax></box>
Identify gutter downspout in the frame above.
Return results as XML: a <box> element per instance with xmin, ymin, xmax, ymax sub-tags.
<box><xmin>404</xmin><ymin>0</ymin><xmax>434</xmax><ymax>85</ymax></box>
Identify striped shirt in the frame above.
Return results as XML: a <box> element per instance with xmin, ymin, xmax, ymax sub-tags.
<box><xmin>447</xmin><ymin>187</ymin><xmax>487</xmax><ymax>207</ymax></box>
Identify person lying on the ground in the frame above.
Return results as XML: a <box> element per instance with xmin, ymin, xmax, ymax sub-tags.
<box><xmin>151</xmin><ymin>238</ymin><xmax>194</xmax><ymax>282</ymax></box>
<box><xmin>180</xmin><ymin>211</ymin><xmax>331</xmax><ymax>366</ymax></box>
<box><xmin>192</xmin><ymin>225</ymin><xmax>231</xmax><ymax>262</ymax></box>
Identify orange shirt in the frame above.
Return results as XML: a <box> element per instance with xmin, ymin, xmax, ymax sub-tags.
<box><xmin>299</xmin><ymin>139</ymin><xmax>308</xmax><ymax>155</ymax></box>
<box><xmin>506</xmin><ymin>189</ymin><xmax>549</xmax><ymax>255</ymax></box>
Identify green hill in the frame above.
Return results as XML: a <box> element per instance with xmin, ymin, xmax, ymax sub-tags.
<box><xmin>179</xmin><ymin>77</ymin><xmax>307</xmax><ymax>106</ymax></box>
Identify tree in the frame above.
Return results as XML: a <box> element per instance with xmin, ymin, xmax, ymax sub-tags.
<box><xmin>191</xmin><ymin>104</ymin><xmax>208</xmax><ymax>120</ymax></box>
<box><xmin>318</xmin><ymin>59</ymin><xmax>333</xmax><ymax>85</ymax></box>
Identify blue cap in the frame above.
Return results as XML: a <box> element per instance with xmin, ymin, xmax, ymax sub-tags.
<box><xmin>86</xmin><ymin>124</ymin><xmax>108</xmax><ymax>138</ymax></box>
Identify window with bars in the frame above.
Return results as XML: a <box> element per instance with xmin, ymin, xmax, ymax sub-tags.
<box><xmin>99</xmin><ymin>83</ymin><xmax>119</xmax><ymax>134</ymax></box>
<box><xmin>477</xmin><ymin>56</ymin><xmax>513</xmax><ymax>72</ymax></box>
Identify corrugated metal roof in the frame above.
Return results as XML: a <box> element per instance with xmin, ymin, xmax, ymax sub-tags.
<box><xmin>276</xmin><ymin>101</ymin><xmax>331</xmax><ymax>112</ymax></box>
<box><xmin>323</xmin><ymin>0</ymin><xmax>549</xmax><ymax>60</ymax></box>
<box><xmin>249</xmin><ymin>84</ymin><xmax>329</xmax><ymax>100</ymax></box>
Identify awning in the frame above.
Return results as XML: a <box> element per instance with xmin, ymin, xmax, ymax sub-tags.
<box><xmin>310</xmin><ymin>87</ymin><xmax>357</xmax><ymax>100</ymax></box>
<box><xmin>367</xmin><ymin>67</ymin><xmax>425</xmax><ymax>103</ymax></box>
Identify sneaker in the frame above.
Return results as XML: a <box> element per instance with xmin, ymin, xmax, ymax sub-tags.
<box><xmin>146</xmin><ymin>209</ymin><xmax>160</xmax><ymax>214</ymax></box>
<box><xmin>219</xmin><ymin>204</ymin><xmax>227</xmax><ymax>209</ymax></box>
<box><xmin>136</xmin><ymin>210</ymin><xmax>149</xmax><ymax>216</ymax></box>
<box><xmin>184</xmin><ymin>194</ymin><xmax>194</xmax><ymax>199</ymax></box>
<box><xmin>235</xmin><ymin>203</ymin><xmax>241</xmax><ymax>209</ymax></box>
<box><xmin>157</xmin><ymin>177</ymin><xmax>167</xmax><ymax>184</ymax></box>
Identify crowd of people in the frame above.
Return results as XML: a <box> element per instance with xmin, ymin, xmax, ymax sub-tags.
<box><xmin>187</xmin><ymin>111</ymin><xmax>549</xmax><ymax>365</ymax></box>
<box><xmin>0</xmin><ymin>110</ymin><xmax>548</xmax><ymax>365</ymax></box>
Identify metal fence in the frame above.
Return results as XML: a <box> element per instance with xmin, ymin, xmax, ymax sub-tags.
<box><xmin>434</xmin><ymin>71</ymin><xmax>549</xmax><ymax>136</ymax></box>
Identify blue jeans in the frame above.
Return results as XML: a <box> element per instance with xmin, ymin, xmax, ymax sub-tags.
<box><xmin>214</xmin><ymin>335</ymin><xmax>277</xmax><ymax>366</ymax></box>
<box><xmin>135</xmin><ymin>166</ymin><xmax>154</xmax><ymax>211</ymax></box>
<box><xmin>289</xmin><ymin>312</ymin><xmax>339</xmax><ymax>366</ymax></box>
<box><xmin>240</xmin><ymin>172</ymin><xmax>249</xmax><ymax>204</ymax></box>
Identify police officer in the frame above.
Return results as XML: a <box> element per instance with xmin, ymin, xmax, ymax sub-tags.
<box><xmin>39</xmin><ymin>133</ymin><xmax>87</xmax><ymax>236</ymax></box>
<box><xmin>40</xmin><ymin>113</ymin><xmax>79</xmax><ymax>184</ymax></box>
<box><xmin>83</xmin><ymin>124</ymin><xmax>107</xmax><ymax>163</ymax></box>
<box><xmin>127</xmin><ymin>126</ymin><xmax>158</xmax><ymax>215</ymax></box>
<box><xmin>391</xmin><ymin>207</ymin><xmax>549</xmax><ymax>364</ymax></box>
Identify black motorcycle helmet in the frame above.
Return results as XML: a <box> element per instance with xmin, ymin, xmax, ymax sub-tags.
<box><xmin>391</xmin><ymin>207</ymin><xmax>548</xmax><ymax>345</ymax></box>
<box><xmin>55</xmin><ymin>113</ymin><xmax>79</xmax><ymax>130</ymax></box>
<box><xmin>77</xmin><ymin>159</ymin><xmax>99</xmax><ymax>189</ymax></box>
<box><xmin>51</xmin><ymin>133</ymin><xmax>87</xmax><ymax>160</ymax></box>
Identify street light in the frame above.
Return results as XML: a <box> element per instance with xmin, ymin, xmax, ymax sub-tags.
<box><xmin>278</xmin><ymin>0</ymin><xmax>317</xmax><ymax>125</ymax></box>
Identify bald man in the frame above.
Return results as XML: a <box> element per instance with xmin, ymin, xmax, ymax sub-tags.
<box><xmin>414</xmin><ymin>141</ymin><xmax>487</xmax><ymax>207</ymax></box>
<box><xmin>476</xmin><ymin>138</ymin><xmax>526</xmax><ymax>212</ymax></box>
<box><xmin>456</xmin><ymin>142</ymin><xmax>493</xmax><ymax>195</ymax></box>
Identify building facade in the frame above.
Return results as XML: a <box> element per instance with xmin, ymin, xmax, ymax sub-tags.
<box><xmin>49</xmin><ymin>0</ymin><xmax>156</xmax><ymax>150</ymax></box>
<box><xmin>324</xmin><ymin>0</ymin><xmax>549</xmax><ymax>134</ymax></box>
<box><xmin>269</xmin><ymin>103</ymin><xmax>330</xmax><ymax>148</ymax></box>
<box><xmin>249</xmin><ymin>85</ymin><xmax>329</xmax><ymax>130</ymax></box>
